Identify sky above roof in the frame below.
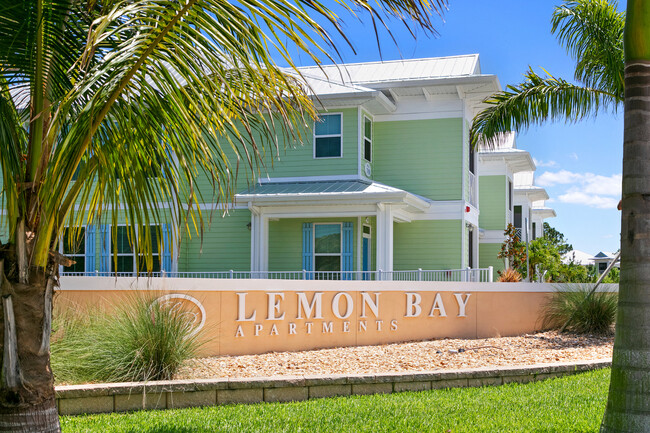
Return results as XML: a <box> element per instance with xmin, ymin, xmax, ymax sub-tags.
<box><xmin>274</xmin><ymin>0</ymin><xmax>625</xmax><ymax>256</ymax></box>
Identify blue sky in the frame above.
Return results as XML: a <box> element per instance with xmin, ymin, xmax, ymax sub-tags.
<box><xmin>282</xmin><ymin>0</ymin><xmax>625</xmax><ymax>255</ymax></box>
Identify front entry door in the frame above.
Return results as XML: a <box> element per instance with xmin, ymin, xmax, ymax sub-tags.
<box><xmin>362</xmin><ymin>225</ymin><xmax>371</xmax><ymax>280</ymax></box>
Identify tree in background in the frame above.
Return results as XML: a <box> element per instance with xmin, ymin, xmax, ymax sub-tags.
<box><xmin>0</xmin><ymin>1</ymin><xmax>444</xmax><ymax>431</ymax></box>
<box><xmin>497</xmin><ymin>224</ymin><xmax>526</xmax><ymax>276</ymax></box>
<box><xmin>542</xmin><ymin>222</ymin><xmax>573</xmax><ymax>255</ymax></box>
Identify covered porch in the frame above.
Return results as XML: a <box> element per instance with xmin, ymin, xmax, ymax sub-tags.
<box><xmin>235</xmin><ymin>179</ymin><xmax>490</xmax><ymax>281</ymax></box>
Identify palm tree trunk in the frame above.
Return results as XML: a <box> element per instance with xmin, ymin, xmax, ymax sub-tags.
<box><xmin>601</xmin><ymin>2</ymin><xmax>650</xmax><ymax>431</ymax></box>
<box><xmin>0</xmin><ymin>268</ymin><xmax>60</xmax><ymax>433</ymax></box>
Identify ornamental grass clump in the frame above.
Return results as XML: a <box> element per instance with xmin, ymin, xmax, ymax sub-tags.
<box><xmin>51</xmin><ymin>294</ymin><xmax>203</xmax><ymax>384</ymax></box>
<box><xmin>542</xmin><ymin>284</ymin><xmax>617</xmax><ymax>335</ymax></box>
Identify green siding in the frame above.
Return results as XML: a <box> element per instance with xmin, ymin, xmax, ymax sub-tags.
<box><xmin>479</xmin><ymin>243</ymin><xmax>505</xmax><ymax>281</ymax></box>
<box><xmin>268</xmin><ymin>218</ymin><xmax>360</xmax><ymax>272</ymax></box>
<box><xmin>180</xmin><ymin>209</ymin><xmax>251</xmax><ymax>272</ymax></box>
<box><xmin>373</xmin><ymin>118</ymin><xmax>463</xmax><ymax>200</ymax></box>
<box><xmin>393</xmin><ymin>220</ymin><xmax>463</xmax><ymax>270</ymax></box>
<box><xmin>479</xmin><ymin>175</ymin><xmax>507</xmax><ymax>230</ymax></box>
<box><xmin>192</xmin><ymin>108</ymin><xmax>360</xmax><ymax>203</ymax></box>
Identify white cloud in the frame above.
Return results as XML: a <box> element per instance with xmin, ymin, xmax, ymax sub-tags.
<box><xmin>538</xmin><ymin>170</ymin><xmax>622</xmax><ymax>209</ymax></box>
<box><xmin>557</xmin><ymin>192</ymin><xmax>619</xmax><ymax>209</ymax></box>
<box><xmin>537</xmin><ymin>170</ymin><xmax>583</xmax><ymax>186</ymax></box>
<box><xmin>569</xmin><ymin>152</ymin><xmax>579</xmax><ymax>160</ymax></box>
<box><xmin>533</xmin><ymin>158</ymin><xmax>557</xmax><ymax>168</ymax></box>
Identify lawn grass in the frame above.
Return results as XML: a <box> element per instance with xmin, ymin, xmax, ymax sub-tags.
<box><xmin>61</xmin><ymin>368</ymin><xmax>610</xmax><ymax>433</ymax></box>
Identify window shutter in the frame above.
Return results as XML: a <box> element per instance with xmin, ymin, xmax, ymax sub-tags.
<box><xmin>342</xmin><ymin>222</ymin><xmax>353</xmax><ymax>280</ymax></box>
<box><xmin>100</xmin><ymin>225</ymin><xmax>110</xmax><ymax>275</ymax></box>
<box><xmin>85</xmin><ymin>225</ymin><xmax>96</xmax><ymax>274</ymax></box>
<box><xmin>162</xmin><ymin>223</ymin><xmax>172</xmax><ymax>275</ymax></box>
<box><xmin>302</xmin><ymin>223</ymin><xmax>313</xmax><ymax>280</ymax></box>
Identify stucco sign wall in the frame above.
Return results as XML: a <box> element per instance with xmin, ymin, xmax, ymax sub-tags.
<box><xmin>57</xmin><ymin>277</ymin><xmax>617</xmax><ymax>357</ymax></box>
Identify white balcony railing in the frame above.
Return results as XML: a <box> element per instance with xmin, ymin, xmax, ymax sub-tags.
<box><xmin>468</xmin><ymin>172</ymin><xmax>478</xmax><ymax>207</ymax></box>
<box><xmin>61</xmin><ymin>267</ymin><xmax>494</xmax><ymax>282</ymax></box>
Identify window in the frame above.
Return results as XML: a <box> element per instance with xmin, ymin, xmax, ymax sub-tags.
<box><xmin>61</xmin><ymin>227</ymin><xmax>85</xmax><ymax>273</ymax></box>
<box><xmin>314</xmin><ymin>114</ymin><xmax>342</xmax><ymax>158</ymax></box>
<box><xmin>532</xmin><ymin>222</ymin><xmax>537</xmax><ymax>240</ymax></box>
<box><xmin>599</xmin><ymin>262</ymin><xmax>608</xmax><ymax>273</ymax></box>
<box><xmin>514</xmin><ymin>206</ymin><xmax>522</xmax><ymax>228</ymax></box>
<box><xmin>112</xmin><ymin>226</ymin><xmax>161</xmax><ymax>275</ymax></box>
<box><xmin>469</xmin><ymin>140</ymin><xmax>475</xmax><ymax>174</ymax></box>
<box><xmin>363</xmin><ymin>116</ymin><xmax>372</xmax><ymax>162</ymax></box>
<box><xmin>314</xmin><ymin>224</ymin><xmax>341</xmax><ymax>279</ymax></box>
<box><xmin>508</xmin><ymin>180</ymin><xmax>513</xmax><ymax>211</ymax></box>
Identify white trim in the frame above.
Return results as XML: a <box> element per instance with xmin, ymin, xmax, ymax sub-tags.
<box><xmin>373</xmin><ymin>110</ymin><xmax>463</xmax><ymax>123</ymax></box>
<box><xmin>58</xmin><ymin>277</ymin><xmax>619</xmax><ymax>294</ymax></box>
<box><xmin>257</xmin><ymin>175</ymin><xmax>363</xmax><ymax>184</ymax></box>
<box><xmin>313</xmin><ymin>112</ymin><xmax>343</xmax><ymax>159</ymax></box>
<box><xmin>479</xmin><ymin>229</ymin><xmax>507</xmax><ymax>243</ymax></box>
<box><xmin>356</xmin><ymin>216</ymin><xmax>362</xmax><ymax>273</ymax></box>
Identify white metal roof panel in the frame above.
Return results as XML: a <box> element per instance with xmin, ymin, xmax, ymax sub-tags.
<box><xmin>296</xmin><ymin>54</ymin><xmax>480</xmax><ymax>86</ymax></box>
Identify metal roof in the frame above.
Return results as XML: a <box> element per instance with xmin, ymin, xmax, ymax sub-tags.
<box><xmin>238</xmin><ymin>180</ymin><xmax>406</xmax><ymax>196</ymax></box>
<box><xmin>296</xmin><ymin>54</ymin><xmax>481</xmax><ymax>87</ymax></box>
<box><xmin>235</xmin><ymin>179</ymin><xmax>431</xmax><ymax>212</ymax></box>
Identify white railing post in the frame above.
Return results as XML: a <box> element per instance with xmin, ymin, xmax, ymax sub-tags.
<box><xmin>418</xmin><ymin>268</ymin><xmax>422</xmax><ymax>281</ymax></box>
<box><xmin>378</xmin><ymin>269</ymin><xmax>382</xmax><ymax>281</ymax></box>
<box><xmin>488</xmin><ymin>266</ymin><xmax>494</xmax><ymax>282</ymax></box>
<box><xmin>229</xmin><ymin>270</ymin><xmax>234</xmax><ymax>279</ymax></box>
<box><xmin>162</xmin><ymin>270</ymin><xmax>166</xmax><ymax>278</ymax></box>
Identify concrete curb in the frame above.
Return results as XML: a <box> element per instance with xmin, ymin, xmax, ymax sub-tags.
<box><xmin>56</xmin><ymin>358</ymin><xmax>612</xmax><ymax>416</ymax></box>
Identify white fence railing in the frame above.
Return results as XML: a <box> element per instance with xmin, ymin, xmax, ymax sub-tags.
<box><xmin>61</xmin><ymin>267</ymin><xmax>494</xmax><ymax>282</ymax></box>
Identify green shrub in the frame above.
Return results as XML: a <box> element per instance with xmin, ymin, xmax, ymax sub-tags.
<box><xmin>51</xmin><ymin>294</ymin><xmax>203</xmax><ymax>384</ymax></box>
<box><xmin>543</xmin><ymin>284</ymin><xmax>617</xmax><ymax>334</ymax></box>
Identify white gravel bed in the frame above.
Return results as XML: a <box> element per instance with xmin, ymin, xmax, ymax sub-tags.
<box><xmin>176</xmin><ymin>331</ymin><xmax>613</xmax><ymax>380</ymax></box>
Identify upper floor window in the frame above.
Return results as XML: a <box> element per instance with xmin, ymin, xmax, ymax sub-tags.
<box><xmin>314</xmin><ymin>114</ymin><xmax>342</xmax><ymax>158</ymax></box>
<box><xmin>363</xmin><ymin>116</ymin><xmax>372</xmax><ymax>162</ymax></box>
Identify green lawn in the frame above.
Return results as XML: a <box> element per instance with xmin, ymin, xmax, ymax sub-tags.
<box><xmin>61</xmin><ymin>369</ymin><xmax>610</xmax><ymax>433</ymax></box>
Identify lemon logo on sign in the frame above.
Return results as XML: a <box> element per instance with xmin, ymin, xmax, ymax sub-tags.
<box><xmin>153</xmin><ymin>294</ymin><xmax>206</xmax><ymax>337</ymax></box>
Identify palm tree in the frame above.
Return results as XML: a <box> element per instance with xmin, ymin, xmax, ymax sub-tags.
<box><xmin>470</xmin><ymin>1</ymin><xmax>650</xmax><ymax>430</ymax></box>
<box><xmin>470</xmin><ymin>0</ymin><xmax>624</xmax><ymax>147</ymax></box>
<box><xmin>601</xmin><ymin>2</ymin><xmax>650</xmax><ymax>431</ymax></box>
<box><xmin>0</xmin><ymin>1</ymin><xmax>444</xmax><ymax>431</ymax></box>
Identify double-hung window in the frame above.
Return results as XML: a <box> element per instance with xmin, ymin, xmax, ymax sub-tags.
<box><xmin>112</xmin><ymin>226</ymin><xmax>161</xmax><ymax>275</ymax></box>
<box><xmin>314</xmin><ymin>223</ymin><xmax>341</xmax><ymax>279</ymax></box>
<box><xmin>60</xmin><ymin>227</ymin><xmax>85</xmax><ymax>273</ymax></box>
<box><xmin>314</xmin><ymin>114</ymin><xmax>342</xmax><ymax>158</ymax></box>
<box><xmin>363</xmin><ymin>116</ymin><xmax>372</xmax><ymax>162</ymax></box>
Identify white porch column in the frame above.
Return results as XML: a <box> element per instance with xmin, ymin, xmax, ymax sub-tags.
<box><xmin>249</xmin><ymin>205</ymin><xmax>260</xmax><ymax>273</ymax></box>
<box><xmin>249</xmin><ymin>206</ymin><xmax>269</xmax><ymax>277</ymax></box>
<box><xmin>376</xmin><ymin>203</ymin><xmax>394</xmax><ymax>280</ymax></box>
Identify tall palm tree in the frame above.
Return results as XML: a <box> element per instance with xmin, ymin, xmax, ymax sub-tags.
<box><xmin>0</xmin><ymin>1</ymin><xmax>445</xmax><ymax>431</ymax></box>
<box><xmin>602</xmin><ymin>2</ymin><xmax>650</xmax><ymax>431</ymax></box>
<box><xmin>470</xmin><ymin>1</ymin><xmax>650</xmax><ymax>430</ymax></box>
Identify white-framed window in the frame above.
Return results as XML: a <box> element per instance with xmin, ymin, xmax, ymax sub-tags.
<box><xmin>313</xmin><ymin>223</ymin><xmax>342</xmax><ymax>278</ymax></box>
<box><xmin>60</xmin><ymin>227</ymin><xmax>85</xmax><ymax>273</ymax></box>
<box><xmin>314</xmin><ymin>113</ymin><xmax>342</xmax><ymax>158</ymax></box>
<box><xmin>363</xmin><ymin>115</ymin><xmax>372</xmax><ymax>162</ymax></box>
<box><xmin>112</xmin><ymin>225</ymin><xmax>161</xmax><ymax>275</ymax></box>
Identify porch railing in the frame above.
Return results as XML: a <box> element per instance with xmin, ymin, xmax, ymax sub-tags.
<box><xmin>61</xmin><ymin>267</ymin><xmax>494</xmax><ymax>282</ymax></box>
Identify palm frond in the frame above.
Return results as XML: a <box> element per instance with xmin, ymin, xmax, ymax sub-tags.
<box><xmin>471</xmin><ymin>68</ymin><xmax>619</xmax><ymax>148</ymax></box>
<box><xmin>0</xmin><ymin>0</ymin><xmax>447</xmax><ymax>268</ymax></box>
<box><xmin>552</xmin><ymin>0</ymin><xmax>625</xmax><ymax>100</ymax></box>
